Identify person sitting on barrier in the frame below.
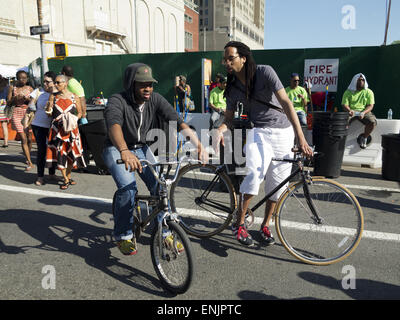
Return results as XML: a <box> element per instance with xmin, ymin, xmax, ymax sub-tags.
<box><xmin>102</xmin><ymin>63</ymin><xmax>208</xmax><ymax>256</ymax></box>
<box><xmin>341</xmin><ymin>73</ymin><xmax>376</xmax><ymax>149</ymax></box>
<box><xmin>213</xmin><ymin>41</ymin><xmax>313</xmax><ymax>247</ymax></box>
<box><xmin>285</xmin><ymin>73</ymin><xmax>309</xmax><ymax>126</ymax></box>
<box><xmin>209</xmin><ymin>76</ymin><xmax>227</xmax><ymax>130</ymax></box>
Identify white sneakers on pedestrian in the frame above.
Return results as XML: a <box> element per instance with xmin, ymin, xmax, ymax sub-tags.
<box><xmin>359</xmin><ymin>136</ymin><xmax>368</xmax><ymax>149</ymax></box>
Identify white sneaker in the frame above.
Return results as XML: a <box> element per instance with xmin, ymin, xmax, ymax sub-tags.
<box><xmin>360</xmin><ymin>136</ymin><xmax>367</xmax><ymax>149</ymax></box>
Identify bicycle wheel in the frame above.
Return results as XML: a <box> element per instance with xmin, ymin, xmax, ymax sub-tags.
<box><xmin>170</xmin><ymin>163</ymin><xmax>237</xmax><ymax>238</ymax></box>
<box><xmin>150</xmin><ymin>220</ymin><xmax>194</xmax><ymax>294</ymax></box>
<box><xmin>275</xmin><ymin>178</ymin><xmax>363</xmax><ymax>265</ymax></box>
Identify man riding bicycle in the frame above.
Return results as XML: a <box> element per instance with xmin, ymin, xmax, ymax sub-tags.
<box><xmin>214</xmin><ymin>41</ymin><xmax>313</xmax><ymax>247</ymax></box>
<box><xmin>103</xmin><ymin>63</ymin><xmax>208</xmax><ymax>255</ymax></box>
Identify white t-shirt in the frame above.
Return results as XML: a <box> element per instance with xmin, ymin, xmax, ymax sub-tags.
<box><xmin>30</xmin><ymin>88</ymin><xmax>52</xmax><ymax>128</ymax></box>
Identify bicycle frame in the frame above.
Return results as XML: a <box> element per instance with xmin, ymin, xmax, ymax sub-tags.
<box><xmin>198</xmin><ymin>156</ymin><xmax>323</xmax><ymax>224</ymax></box>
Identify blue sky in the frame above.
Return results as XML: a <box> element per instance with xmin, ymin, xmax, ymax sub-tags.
<box><xmin>264</xmin><ymin>0</ymin><xmax>400</xmax><ymax>49</ymax></box>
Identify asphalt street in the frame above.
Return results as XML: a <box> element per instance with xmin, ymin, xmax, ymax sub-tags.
<box><xmin>0</xmin><ymin>141</ymin><xmax>399</xmax><ymax>302</ymax></box>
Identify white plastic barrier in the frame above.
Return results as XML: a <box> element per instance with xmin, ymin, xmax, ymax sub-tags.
<box><xmin>342</xmin><ymin>119</ymin><xmax>400</xmax><ymax>168</ymax></box>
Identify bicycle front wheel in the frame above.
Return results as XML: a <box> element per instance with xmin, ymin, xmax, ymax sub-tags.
<box><xmin>170</xmin><ymin>164</ymin><xmax>237</xmax><ymax>238</ymax></box>
<box><xmin>275</xmin><ymin>178</ymin><xmax>364</xmax><ymax>265</ymax></box>
<box><xmin>150</xmin><ymin>220</ymin><xmax>194</xmax><ymax>294</ymax></box>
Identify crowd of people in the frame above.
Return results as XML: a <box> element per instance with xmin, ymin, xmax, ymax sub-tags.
<box><xmin>0</xmin><ymin>66</ymin><xmax>87</xmax><ymax>189</ymax></box>
<box><xmin>0</xmin><ymin>42</ymin><xmax>378</xmax><ymax>254</ymax></box>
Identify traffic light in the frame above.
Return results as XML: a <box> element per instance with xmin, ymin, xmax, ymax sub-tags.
<box><xmin>54</xmin><ymin>42</ymin><xmax>68</xmax><ymax>58</ymax></box>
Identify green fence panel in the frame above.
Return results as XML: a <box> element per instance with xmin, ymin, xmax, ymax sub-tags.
<box><xmin>47</xmin><ymin>44</ymin><xmax>400</xmax><ymax>119</ymax></box>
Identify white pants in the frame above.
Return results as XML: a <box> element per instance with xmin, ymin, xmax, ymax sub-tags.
<box><xmin>239</xmin><ymin>126</ymin><xmax>295</xmax><ymax>201</ymax></box>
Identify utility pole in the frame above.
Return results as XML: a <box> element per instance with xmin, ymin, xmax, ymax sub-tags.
<box><xmin>37</xmin><ymin>0</ymin><xmax>48</xmax><ymax>74</ymax></box>
<box><xmin>383</xmin><ymin>0</ymin><xmax>391</xmax><ymax>45</ymax></box>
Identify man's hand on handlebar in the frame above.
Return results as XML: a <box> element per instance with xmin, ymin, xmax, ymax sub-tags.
<box><xmin>120</xmin><ymin>149</ymin><xmax>142</xmax><ymax>173</ymax></box>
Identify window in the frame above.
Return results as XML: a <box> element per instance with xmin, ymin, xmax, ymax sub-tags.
<box><xmin>185</xmin><ymin>31</ymin><xmax>193</xmax><ymax>49</ymax></box>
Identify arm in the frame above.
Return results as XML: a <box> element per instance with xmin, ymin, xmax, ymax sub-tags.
<box><xmin>108</xmin><ymin>123</ymin><xmax>142</xmax><ymax>173</ymax></box>
<box><xmin>178</xmin><ymin>122</ymin><xmax>208</xmax><ymax>163</ymax></box>
<box><xmin>275</xmin><ymin>88</ymin><xmax>313</xmax><ymax>157</ymax></box>
<box><xmin>6</xmin><ymin>86</ymin><xmax>13</xmax><ymax>106</ymax></box>
<box><xmin>74</xmin><ymin>94</ymin><xmax>83</xmax><ymax>119</ymax></box>
<box><xmin>342</xmin><ymin>104</ymin><xmax>354</xmax><ymax>117</ymax></box>
<box><xmin>213</xmin><ymin>109</ymin><xmax>234</xmax><ymax>152</ymax></box>
<box><xmin>80</xmin><ymin>96</ymin><xmax>87</xmax><ymax>118</ymax></box>
<box><xmin>359</xmin><ymin>104</ymin><xmax>374</xmax><ymax>119</ymax></box>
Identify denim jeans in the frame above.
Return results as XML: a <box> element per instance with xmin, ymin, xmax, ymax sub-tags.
<box><xmin>297</xmin><ymin>110</ymin><xmax>307</xmax><ymax>126</ymax></box>
<box><xmin>102</xmin><ymin>144</ymin><xmax>158</xmax><ymax>241</ymax></box>
<box><xmin>31</xmin><ymin>125</ymin><xmax>56</xmax><ymax>178</ymax></box>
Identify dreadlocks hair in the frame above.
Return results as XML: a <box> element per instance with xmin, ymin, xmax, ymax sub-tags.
<box><xmin>223</xmin><ymin>41</ymin><xmax>257</xmax><ymax>101</ymax></box>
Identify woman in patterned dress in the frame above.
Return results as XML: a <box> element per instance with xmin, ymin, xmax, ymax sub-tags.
<box><xmin>45</xmin><ymin>75</ymin><xmax>86</xmax><ymax>190</ymax></box>
<box><xmin>7</xmin><ymin>70</ymin><xmax>34</xmax><ymax>169</ymax></box>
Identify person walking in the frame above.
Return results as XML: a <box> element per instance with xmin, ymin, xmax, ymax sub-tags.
<box><xmin>30</xmin><ymin>71</ymin><xmax>59</xmax><ymax>186</ymax></box>
<box><xmin>45</xmin><ymin>75</ymin><xmax>86</xmax><ymax>190</ymax></box>
<box><xmin>7</xmin><ymin>70</ymin><xmax>34</xmax><ymax>169</ymax></box>
<box><xmin>0</xmin><ymin>74</ymin><xmax>9</xmax><ymax>148</ymax></box>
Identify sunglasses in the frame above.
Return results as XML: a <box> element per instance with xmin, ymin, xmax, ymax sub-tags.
<box><xmin>55</xmin><ymin>81</ymin><xmax>65</xmax><ymax>85</ymax></box>
<box><xmin>293</xmin><ymin>80</ymin><xmax>300</xmax><ymax>82</ymax></box>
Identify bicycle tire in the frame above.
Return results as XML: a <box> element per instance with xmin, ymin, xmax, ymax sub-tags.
<box><xmin>170</xmin><ymin>163</ymin><xmax>237</xmax><ymax>238</ymax></box>
<box><xmin>150</xmin><ymin>220</ymin><xmax>194</xmax><ymax>294</ymax></box>
<box><xmin>275</xmin><ymin>178</ymin><xmax>364</xmax><ymax>265</ymax></box>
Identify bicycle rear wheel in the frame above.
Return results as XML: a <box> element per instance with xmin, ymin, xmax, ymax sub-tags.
<box><xmin>150</xmin><ymin>220</ymin><xmax>194</xmax><ymax>294</ymax></box>
<box><xmin>275</xmin><ymin>178</ymin><xmax>363</xmax><ymax>265</ymax></box>
<box><xmin>170</xmin><ymin>163</ymin><xmax>237</xmax><ymax>238</ymax></box>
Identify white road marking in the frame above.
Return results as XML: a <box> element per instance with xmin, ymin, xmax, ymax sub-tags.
<box><xmin>1</xmin><ymin>183</ymin><xmax>400</xmax><ymax>242</ymax></box>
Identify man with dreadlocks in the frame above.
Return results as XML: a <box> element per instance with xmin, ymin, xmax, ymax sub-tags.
<box><xmin>213</xmin><ymin>41</ymin><xmax>313</xmax><ymax>247</ymax></box>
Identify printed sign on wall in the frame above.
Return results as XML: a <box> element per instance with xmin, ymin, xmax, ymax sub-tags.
<box><xmin>304</xmin><ymin>59</ymin><xmax>339</xmax><ymax>92</ymax></box>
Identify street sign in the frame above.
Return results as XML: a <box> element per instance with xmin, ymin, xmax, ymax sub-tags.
<box><xmin>30</xmin><ymin>24</ymin><xmax>50</xmax><ymax>36</ymax></box>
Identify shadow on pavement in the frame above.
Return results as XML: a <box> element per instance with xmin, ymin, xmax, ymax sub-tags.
<box><xmin>0</xmin><ymin>209</ymin><xmax>174</xmax><ymax>298</ymax></box>
<box><xmin>298</xmin><ymin>271</ymin><xmax>400</xmax><ymax>299</ymax></box>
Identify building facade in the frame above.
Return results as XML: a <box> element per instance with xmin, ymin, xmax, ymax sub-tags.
<box><xmin>184</xmin><ymin>0</ymin><xmax>199</xmax><ymax>52</ymax></box>
<box><xmin>0</xmin><ymin>0</ymin><xmax>186</xmax><ymax>69</ymax></box>
<box><xmin>197</xmin><ymin>0</ymin><xmax>264</xmax><ymax>51</ymax></box>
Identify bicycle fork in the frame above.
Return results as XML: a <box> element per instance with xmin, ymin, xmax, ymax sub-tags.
<box><xmin>302</xmin><ymin>176</ymin><xmax>323</xmax><ymax>225</ymax></box>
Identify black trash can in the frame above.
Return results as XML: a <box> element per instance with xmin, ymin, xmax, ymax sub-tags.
<box><xmin>381</xmin><ymin>134</ymin><xmax>400</xmax><ymax>181</ymax></box>
<box><xmin>312</xmin><ymin>111</ymin><xmax>349</xmax><ymax>178</ymax></box>
<box><xmin>80</xmin><ymin>119</ymin><xmax>109</xmax><ymax>174</ymax></box>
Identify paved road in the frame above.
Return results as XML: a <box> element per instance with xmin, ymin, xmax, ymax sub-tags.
<box><xmin>0</xmin><ymin>142</ymin><xmax>399</xmax><ymax>302</ymax></box>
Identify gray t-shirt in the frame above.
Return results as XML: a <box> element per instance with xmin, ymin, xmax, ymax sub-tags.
<box><xmin>226</xmin><ymin>65</ymin><xmax>291</xmax><ymax>128</ymax></box>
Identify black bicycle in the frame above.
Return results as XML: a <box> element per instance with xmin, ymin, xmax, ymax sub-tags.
<box><xmin>170</xmin><ymin>151</ymin><xmax>364</xmax><ymax>265</ymax></box>
<box><xmin>113</xmin><ymin>157</ymin><xmax>196</xmax><ymax>293</ymax></box>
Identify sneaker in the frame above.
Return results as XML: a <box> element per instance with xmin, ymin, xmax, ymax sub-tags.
<box><xmin>164</xmin><ymin>234</ymin><xmax>184</xmax><ymax>253</ymax></box>
<box><xmin>116</xmin><ymin>239</ymin><xmax>137</xmax><ymax>256</ymax></box>
<box><xmin>259</xmin><ymin>226</ymin><xmax>275</xmax><ymax>246</ymax></box>
<box><xmin>232</xmin><ymin>223</ymin><xmax>253</xmax><ymax>246</ymax></box>
<box><xmin>359</xmin><ymin>136</ymin><xmax>367</xmax><ymax>149</ymax></box>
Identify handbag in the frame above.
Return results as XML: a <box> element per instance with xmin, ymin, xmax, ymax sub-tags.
<box><xmin>185</xmin><ymin>96</ymin><xmax>196</xmax><ymax>111</ymax></box>
<box><xmin>4</xmin><ymin>105</ymin><xmax>14</xmax><ymax>119</ymax></box>
<box><xmin>61</xmin><ymin>112</ymin><xmax>78</xmax><ymax>132</ymax></box>
<box><xmin>22</xmin><ymin>111</ymin><xmax>35</xmax><ymax>129</ymax></box>
<box><xmin>21</xmin><ymin>88</ymin><xmax>43</xmax><ymax>129</ymax></box>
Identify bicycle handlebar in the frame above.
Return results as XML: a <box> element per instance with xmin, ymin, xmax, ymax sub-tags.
<box><xmin>116</xmin><ymin>156</ymin><xmax>203</xmax><ymax>186</ymax></box>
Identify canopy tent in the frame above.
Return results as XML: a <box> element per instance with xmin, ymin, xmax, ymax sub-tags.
<box><xmin>0</xmin><ymin>64</ymin><xmax>28</xmax><ymax>78</ymax></box>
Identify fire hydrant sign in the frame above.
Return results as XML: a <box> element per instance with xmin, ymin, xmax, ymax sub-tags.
<box><xmin>304</xmin><ymin>59</ymin><xmax>339</xmax><ymax>92</ymax></box>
